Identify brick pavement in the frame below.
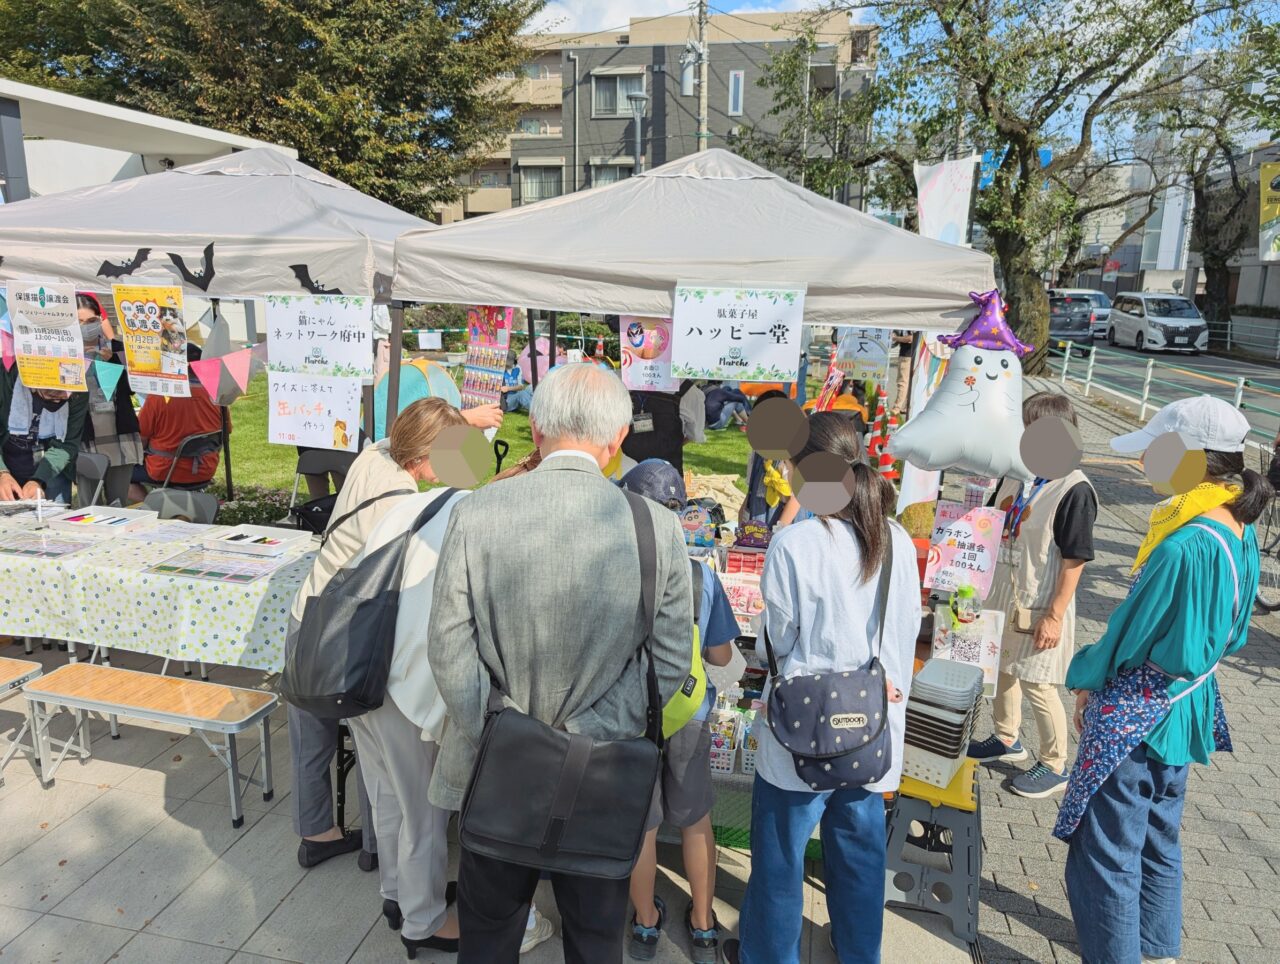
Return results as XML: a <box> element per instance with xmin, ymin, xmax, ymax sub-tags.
<box><xmin>971</xmin><ymin>379</ymin><xmax>1280</xmax><ymax>963</ymax></box>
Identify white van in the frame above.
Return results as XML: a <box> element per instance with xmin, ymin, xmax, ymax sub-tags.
<box><xmin>1107</xmin><ymin>292</ymin><xmax>1209</xmax><ymax>354</ymax></box>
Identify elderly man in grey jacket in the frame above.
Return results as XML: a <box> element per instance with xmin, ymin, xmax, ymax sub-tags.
<box><xmin>428</xmin><ymin>362</ymin><xmax>693</xmax><ymax>964</ymax></box>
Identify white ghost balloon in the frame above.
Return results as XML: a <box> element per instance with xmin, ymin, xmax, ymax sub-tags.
<box><xmin>888</xmin><ymin>290</ymin><xmax>1035</xmax><ymax>481</ymax></box>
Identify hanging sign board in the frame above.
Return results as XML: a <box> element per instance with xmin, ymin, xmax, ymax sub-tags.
<box><xmin>834</xmin><ymin>326</ymin><xmax>892</xmax><ymax>385</ymax></box>
<box><xmin>670</xmin><ymin>284</ymin><xmax>805</xmax><ymax>382</ymax></box>
<box><xmin>923</xmin><ymin>501</ymin><xmax>1005</xmax><ymax>599</ymax></box>
<box><xmin>620</xmin><ymin>316</ymin><xmax>678</xmax><ymax>391</ymax></box>
<box><xmin>10</xmin><ymin>280</ymin><xmax>87</xmax><ymax>392</ymax></box>
<box><xmin>264</xmin><ymin>294</ymin><xmax>373</xmax><ymax>377</ymax></box>
<box><xmin>268</xmin><ymin>371</ymin><xmax>361</xmax><ymax>452</ymax></box>
<box><xmin>111</xmin><ymin>283</ymin><xmax>191</xmax><ymax>397</ymax></box>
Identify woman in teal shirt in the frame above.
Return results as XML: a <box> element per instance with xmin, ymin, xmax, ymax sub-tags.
<box><xmin>1057</xmin><ymin>396</ymin><xmax>1269</xmax><ymax>964</ymax></box>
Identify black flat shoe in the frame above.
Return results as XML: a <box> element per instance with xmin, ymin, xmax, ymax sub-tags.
<box><xmin>296</xmin><ymin>829</ymin><xmax>362</xmax><ymax>869</ymax></box>
<box><xmin>383</xmin><ymin>898</ymin><xmax>403</xmax><ymax>931</ymax></box>
<box><xmin>358</xmin><ymin>850</ymin><xmax>378</xmax><ymax>872</ymax></box>
<box><xmin>402</xmin><ymin>933</ymin><xmax>459</xmax><ymax>958</ymax></box>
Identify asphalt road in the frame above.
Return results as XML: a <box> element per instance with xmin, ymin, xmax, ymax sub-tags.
<box><xmin>1059</xmin><ymin>338</ymin><xmax>1280</xmax><ymax>452</ymax></box>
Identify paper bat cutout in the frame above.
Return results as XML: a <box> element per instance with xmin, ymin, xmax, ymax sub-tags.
<box><xmin>168</xmin><ymin>242</ymin><xmax>216</xmax><ymax>291</ymax></box>
<box><xmin>97</xmin><ymin>248</ymin><xmax>151</xmax><ymax>279</ymax></box>
<box><xmin>290</xmin><ymin>264</ymin><xmax>344</xmax><ymax>295</ymax></box>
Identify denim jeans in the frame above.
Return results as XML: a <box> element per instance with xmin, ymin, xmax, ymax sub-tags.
<box><xmin>503</xmin><ymin>387</ymin><xmax>533</xmax><ymax>413</ymax></box>
<box><xmin>709</xmin><ymin>401</ymin><xmax>749</xmax><ymax>430</ymax></box>
<box><xmin>738</xmin><ymin>775</ymin><xmax>886</xmax><ymax>964</ymax></box>
<box><xmin>1065</xmin><ymin>743</ymin><xmax>1188</xmax><ymax>962</ymax></box>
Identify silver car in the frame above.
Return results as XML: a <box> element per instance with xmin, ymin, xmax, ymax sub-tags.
<box><xmin>1050</xmin><ymin>288</ymin><xmax>1111</xmax><ymax>337</ymax></box>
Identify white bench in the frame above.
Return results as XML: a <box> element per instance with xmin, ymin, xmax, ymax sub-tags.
<box><xmin>23</xmin><ymin>663</ymin><xmax>277</xmax><ymax>827</ymax></box>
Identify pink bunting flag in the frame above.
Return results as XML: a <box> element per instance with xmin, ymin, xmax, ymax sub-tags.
<box><xmin>188</xmin><ymin>356</ymin><xmax>225</xmax><ymax>392</ymax></box>
<box><xmin>1</xmin><ymin>330</ymin><xmax>13</xmax><ymax>371</ymax></box>
<box><xmin>222</xmin><ymin>347</ymin><xmax>252</xmax><ymax>392</ymax></box>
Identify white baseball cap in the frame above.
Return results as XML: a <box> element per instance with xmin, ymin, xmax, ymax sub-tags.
<box><xmin>1111</xmin><ymin>395</ymin><xmax>1250</xmax><ymax>455</ymax></box>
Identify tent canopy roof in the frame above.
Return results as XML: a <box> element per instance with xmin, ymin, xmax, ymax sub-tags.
<box><xmin>393</xmin><ymin>149</ymin><xmax>995</xmax><ymax>329</ymax></box>
<box><xmin>0</xmin><ymin>147</ymin><xmax>432</xmax><ymax>299</ymax></box>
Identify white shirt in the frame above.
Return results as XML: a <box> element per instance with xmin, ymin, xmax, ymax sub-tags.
<box><xmin>352</xmin><ymin>487</ymin><xmax>469</xmax><ymax>741</ymax></box>
<box><xmin>756</xmin><ymin>518</ymin><xmax>921</xmax><ymax>793</ymax></box>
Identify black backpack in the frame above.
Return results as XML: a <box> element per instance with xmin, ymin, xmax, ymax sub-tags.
<box><xmin>279</xmin><ymin>489</ymin><xmax>457</xmax><ymax>718</ymax></box>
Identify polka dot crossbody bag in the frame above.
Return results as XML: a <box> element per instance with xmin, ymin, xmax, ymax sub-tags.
<box><xmin>762</xmin><ymin>528</ymin><xmax>894</xmax><ymax>791</ymax></box>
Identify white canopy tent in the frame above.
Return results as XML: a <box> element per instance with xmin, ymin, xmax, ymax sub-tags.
<box><xmin>0</xmin><ymin>147</ymin><xmax>432</xmax><ymax>299</ymax></box>
<box><xmin>392</xmin><ymin>149</ymin><xmax>996</xmax><ymax>329</ymax></box>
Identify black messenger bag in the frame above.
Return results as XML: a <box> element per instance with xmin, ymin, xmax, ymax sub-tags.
<box><xmin>458</xmin><ymin>492</ymin><xmax>664</xmax><ymax>879</ymax></box>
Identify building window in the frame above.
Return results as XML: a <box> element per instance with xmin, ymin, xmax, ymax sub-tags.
<box><xmin>592</xmin><ymin>165</ymin><xmax>633</xmax><ymax>187</ymax></box>
<box><xmin>593</xmin><ymin>74</ymin><xmax>645</xmax><ymax>117</ymax></box>
<box><xmin>516</xmin><ymin>118</ymin><xmax>549</xmax><ymax>135</ymax></box>
<box><xmin>728</xmin><ymin>70</ymin><xmax>745</xmax><ymax>116</ymax></box>
<box><xmin>476</xmin><ymin>171</ymin><xmax>507</xmax><ymax>188</ymax></box>
<box><xmin>520</xmin><ymin>166</ymin><xmax>562</xmax><ymax>203</ymax></box>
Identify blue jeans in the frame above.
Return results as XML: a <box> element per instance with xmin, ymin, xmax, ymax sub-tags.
<box><xmin>42</xmin><ymin>474</ymin><xmax>72</xmax><ymax>504</ymax></box>
<box><xmin>710</xmin><ymin>401</ymin><xmax>749</xmax><ymax>430</ymax></box>
<box><xmin>1065</xmin><ymin>744</ymin><xmax>1188</xmax><ymax>962</ymax></box>
<box><xmin>503</xmin><ymin>387</ymin><xmax>532</xmax><ymax>413</ymax></box>
<box><xmin>739</xmin><ymin>775</ymin><xmax>886</xmax><ymax>964</ymax></box>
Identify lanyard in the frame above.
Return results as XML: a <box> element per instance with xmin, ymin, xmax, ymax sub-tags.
<box><xmin>1005</xmin><ymin>478</ymin><xmax>1047</xmax><ymax>540</ymax></box>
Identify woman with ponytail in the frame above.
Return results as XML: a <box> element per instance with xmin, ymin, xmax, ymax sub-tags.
<box><xmin>724</xmin><ymin>413</ymin><xmax>921</xmax><ymax>964</ymax></box>
<box><xmin>1057</xmin><ymin>396</ymin><xmax>1269</xmax><ymax>964</ymax></box>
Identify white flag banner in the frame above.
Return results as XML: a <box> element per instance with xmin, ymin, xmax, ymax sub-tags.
<box><xmin>914</xmin><ymin>157</ymin><xmax>978</xmax><ymax>246</ymax></box>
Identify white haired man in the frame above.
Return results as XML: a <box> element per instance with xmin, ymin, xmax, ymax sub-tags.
<box><xmin>428</xmin><ymin>363</ymin><xmax>694</xmax><ymax>963</ymax></box>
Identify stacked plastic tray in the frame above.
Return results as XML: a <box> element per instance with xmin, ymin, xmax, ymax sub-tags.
<box><xmin>902</xmin><ymin>658</ymin><xmax>984</xmax><ymax>788</ymax></box>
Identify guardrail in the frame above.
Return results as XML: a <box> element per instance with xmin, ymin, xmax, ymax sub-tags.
<box><xmin>1215</xmin><ymin>315</ymin><xmax>1280</xmax><ymax>359</ymax></box>
<box><xmin>1048</xmin><ymin>341</ymin><xmax>1275</xmax><ymax>446</ymax></box>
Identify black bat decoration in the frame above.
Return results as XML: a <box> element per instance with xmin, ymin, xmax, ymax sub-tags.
<box><xmin>290</xmin><ymin>264</ymin><xmax>344</xmax><ymax>295</ymax></box>
<box><xmin>96</xmin><ymin>247</ymin><xmax>151</xmax><ymax>279</ymax></box>
<box><xmin>168</xmin><ymin>242</ymin><xmax>216</xmax><ymax>291</ymax></box>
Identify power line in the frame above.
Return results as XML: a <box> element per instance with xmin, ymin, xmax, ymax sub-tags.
<box><xmin>525</xmin><ymin>4</ymin><xmax>698</xmax><ymax>50</ymax></box>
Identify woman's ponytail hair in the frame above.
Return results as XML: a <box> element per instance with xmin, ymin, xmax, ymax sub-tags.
<box><xmin>793</xmin><ymin>412</ymin><xmax>895</xmax><ymax>582</ymax></box>
<box><xmin>1205</xmin><ymin>449</ymin><xmax>1274</xmax><ymax>525</ymax></box>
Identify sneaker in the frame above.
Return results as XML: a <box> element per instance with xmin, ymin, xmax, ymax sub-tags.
<box><xmin>1009</xmin><ymin>761</ymin><xmax>1069</xmax><ymax>799</ymax></box>
<box><xmin>521</xmin><ymin>908</ymin><xmax>554</xmax><ymax>954</ymax></box>
<box><xmin>967</xmin><ymin>735</ymin><xmax>1028</xmax><ymax>764</ymax></box>
<box><xmin>627</xmin><ymin>895</ymin><xmax>665</xmax><ymax>961</ymax></box>
<box><xmin>686</xmin><ymin>901</ymin><xmax>721</xmax><ymax>964</ymax></box>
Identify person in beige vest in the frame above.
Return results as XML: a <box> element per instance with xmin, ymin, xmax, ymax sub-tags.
<box><xmin>968</xmin><ymin>393</ymin><xmax>1097</xmax><ymax>799</ymax></box>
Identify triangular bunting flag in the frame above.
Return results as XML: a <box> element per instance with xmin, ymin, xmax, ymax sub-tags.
<box><xmin>213</xmin><ymin>364</ymin><xmax>245</xmax><ymax>407</ymax></box>
<box><xmin>249</xmin><ymin>341</ymin><xmax>269</xmax><ymax>379</ymax></box>
<box><xmin>1</xmin><ymin>330</ymin><xmax>14</xmax><ymax>372</ymax></box>
<box><xmin>188</xmin><ymin>356</ymin><xmax>224</xmax><ymax>392</ymax></box>
<box><xmin>222</xmin><ymin>347</ymin><xmax>252</xmax><ymax>392</ymax></box>
<box><xmin>203</xmin><ymin>316</ymin><xmax>233</xmax><ymax>359</ymax></box>
<box><xmin>92</xmin><ymin>359</ymin><xmax>126</xmax><ymax>400</ymax></box>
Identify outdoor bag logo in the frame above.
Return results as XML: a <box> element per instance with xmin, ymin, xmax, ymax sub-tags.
<box><xmin>830</xmin><ymin>713</ymin><xmax>868</xmax><ymax>730</ymax></box>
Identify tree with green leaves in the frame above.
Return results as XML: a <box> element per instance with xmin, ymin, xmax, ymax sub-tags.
<box><xmin>0</xmin><ymin>0</ymin><xmax>543</xmax><ymax>218</ymax></box>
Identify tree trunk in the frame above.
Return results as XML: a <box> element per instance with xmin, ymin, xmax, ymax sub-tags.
<box><xmin>992</xmin><ymin>239</ymin><xmax>1051</xmax><ymax>376</ymax></box>
<box><xmin>1202</xmin><ymin>259</ymin><xmax>1232</xmax><ymax>327</ymax></box>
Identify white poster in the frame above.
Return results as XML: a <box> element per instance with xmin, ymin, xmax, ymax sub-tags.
<box><xmin>671</xmin><ymin>284</ymin><xmax>806</xmax><ymax>382</ymax></box>
<box><xmin>267</xmin><ymin>371</ymin><xmax>361</xmax><ymax>452</ymax></box>
<box><xmin>932</xmin><ymin>605</ymin><xmax>1005</xmax><ymax>698</ymax></box>
<box><xmin>914</xmin><ymin>157</ymin><xmax>978</xmax><ymax>245</ymax></box>
<box><xmin>895</xmin><ymin>335</ymin><xmax>949</xmax><ymax>514</ymax></box>
<box><xmin>834</xmin><ymin>326</ymin><xmax>892</xmax><ymax>385</ymax></box>
<box><xmin>264</xmin><ymin>294</ymin><xmax>373</xmax><ymax>377</ymax></box>
<box><xmin>10</xmin><ymin>280</ymin><xmax>87</xmax><ymax>392</ymax></box>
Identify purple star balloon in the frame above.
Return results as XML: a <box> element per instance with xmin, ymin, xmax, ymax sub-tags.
<box><xmin>938</xmin><ymin>289</ymin><xmax>1034</xmax><ymax>358</ymax></box>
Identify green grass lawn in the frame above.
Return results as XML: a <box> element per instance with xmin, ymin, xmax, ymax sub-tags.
<box><xmin>224</xmin><ymin>373</ymin><xmax>755</xmax><ymax>493</ymax></box>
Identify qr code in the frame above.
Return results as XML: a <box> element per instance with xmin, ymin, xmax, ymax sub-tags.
<box><xmin>945</xmin><ymin>631</ymin><xmax>983</xmax><ymax>665</ymax></box>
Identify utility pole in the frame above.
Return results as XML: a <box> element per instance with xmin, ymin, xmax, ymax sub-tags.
<box><xmin>697</xmin><ymin>0</ymin><xmax>709</xmax><ymax>151</ymax></box>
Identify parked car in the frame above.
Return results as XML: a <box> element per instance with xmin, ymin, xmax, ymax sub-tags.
<box><xmin>1050</xmin><ymin>288</ymin><xmax>1111</xmax><ymax>337</ymax></box>
<box><xmin>1108</xmin><ymin>292</ymin><xmax>1209</xmax><ymax>354</ymax></box>
<box><xmin>1049</xmin><ymin>296</ymin><xmax>1094</xmax><ymax>354</ymax></box>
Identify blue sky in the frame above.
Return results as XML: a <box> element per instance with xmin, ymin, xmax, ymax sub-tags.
<box><xmin>531</xmin><ymin>1</ymin><xmax>824</xmax><ymax>35</ymax></box>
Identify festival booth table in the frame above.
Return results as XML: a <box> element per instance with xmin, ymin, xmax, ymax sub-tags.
<box><xmin>388</xmin><ymin>148</ymin><xmax>998</xmax><ymax>853</ymax></box>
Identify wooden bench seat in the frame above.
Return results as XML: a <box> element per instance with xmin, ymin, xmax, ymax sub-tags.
<box><xmin>23</xmin><ymin>663</ymin><xmax>276</xmax><ymax>827</ymax></box>
<box><xmin>0</xmin><ymin>656</ymin><xmax>43</xmax><ymax>787</ymax></box>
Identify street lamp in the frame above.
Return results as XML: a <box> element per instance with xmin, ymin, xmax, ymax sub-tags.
<box><xmin>627</xmin><ymin>91</ymin><xmax>649</xmax><ymax>175</ymax></box>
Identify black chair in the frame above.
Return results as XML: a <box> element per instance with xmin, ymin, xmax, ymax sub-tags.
<box><xmin>143</xmin><ymin>489</ymin><xmax>221</xmax><ymax>525</ymax></box>
<box><xmin>75</xmin><ymin>451</ymin><xmax>111</xmax><ymax>507</ymax></box>
<box><xmin>148</xmin><ymin>431</ymin><xmax>224</xmax><ymax>490</ymax></box>
<box><xmin>285</xmin><ymin>449</ymin><xmax>358</xmax><ymax>531</ymax></box>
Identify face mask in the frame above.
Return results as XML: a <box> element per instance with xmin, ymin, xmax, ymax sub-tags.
<box><xmin>35</xmin><ymin>393</ymin><xmax>69</xmax><ymax>411</ymax></box>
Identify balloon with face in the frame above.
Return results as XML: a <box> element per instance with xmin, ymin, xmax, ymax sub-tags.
<box><xmin>888</xmin><ymin>290</ymin><xmax>1035</xmax><ymax>481</ymax></box>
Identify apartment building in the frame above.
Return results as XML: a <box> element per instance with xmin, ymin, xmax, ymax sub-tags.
<box><xmin>437</xmin><ymin>11</ymin><xmax>876</xmax><ymax>222</ymax></box>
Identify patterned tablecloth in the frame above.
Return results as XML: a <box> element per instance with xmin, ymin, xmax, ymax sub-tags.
<box><xmin>0</xmin><ymin>520</ymin><xmax>316</xmax><ymax>672</ymax></box>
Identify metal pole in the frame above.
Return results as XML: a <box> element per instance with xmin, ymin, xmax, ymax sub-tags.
<box><xmin>567</xmin><ymin>52</ymin><xmax>580</xmax><ymax>192</ymax></box>
<box><xmin>0</xmin><ymin>97</ymin><xmax>31</xmax><ymax>202</ymax></box>
<box><xmin>1227</xmin><ymin>316</ymin><xmax>1232</xmax><ymax>351</ymax></box>
<box><xmin>220</xmin><ymin>407</ymin><xmax>234</xmax><ymax>500</ymax></box>
<box><xmin>696</xmin><ymin>0</ymin><xmax>709</xmax><ymax>151</ymax></box>
<box><xmin>633</xmin><ymin>107</ymin><xmax>643</xmax><ymax>174</ymax></box>
<box><xmin>548</xmin><ymin>311</ymin><xmax>558</xmax><ymax>369</ymax></box>
<box><xmin>1059</xmin><ymin>344</ymin><xmax>1071</xmax><ymax>387</ymax></box>
<box><xmin>527</xmin><ymin>309</ymin><xmax>539</xmax><ymax>392</ymax></box>
<box><xmin>386</xmin><ymin>302</ymin><xmax>405</xmax><ymax>431</ymax></box>
<box><xmin>1140</xmin><ymin>359</ymin><xmax>1154</xmax><ymax>420</ymax></box>
<box><xmin>362</xmin><ymin>385</ymin><xmax>375</xmax><ymax>442</ymax></box>
<box><xmin>1084</xmin><ymin>345</ymin><xmax>1097</xmax><ymax>397</ymax></box>
<box><xmin>1234</xmin><ymin>376</ymin><xmax>1246</xmax><ymax>409</ymax></box>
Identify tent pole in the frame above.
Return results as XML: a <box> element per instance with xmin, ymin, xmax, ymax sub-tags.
<box><xmin>548</xmin><ymin>311</ymin><xmax>558</xmax><ymax>369</ymax></box>
<box><xmin>220</xmin><ymin>407</ymin><xmax>234</xmax><ymax>500</ymax></box>
<box><xmin>387</xmin><ymin>301</ymin><xmax>405</xmax><ymax>431</ymax></box>
<box><xmin>527</xmin><ymin>309</ymin><xmax>539</xmax><ymax>392</ymax></box>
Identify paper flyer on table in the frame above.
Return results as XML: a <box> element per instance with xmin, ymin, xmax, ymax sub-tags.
<box><xmin>620</xmin><ymin>316</ymin><xmax>679</xmax><ymax>391</ymax></box>
<box><xmin>10</xmin><ymin>279</ymin><xmax>87</xmax><ymax>391</ymax></box>
<box><xmin>268</xmin><ymin>371</ymin><xmax>361</xmax><ymax>452</ymax></box>
<box><xmin>670</xmin><ymin>284</ymin><xmax>805</xmax><ymax>382</ymax></box>
<box><xmin>923</xmin><ymin>500</ymin><xmax>1005</xmax><ymax>599</ymax></box>
<box><xmin>111</xmin><ymin>283</ymin><xmax>191</xmax><ymax>397</ymax></box>
<box><xmin>931</xmin><ymin>605</ymin><xmax>1004</xmax><ymax>698</ymax></box>
<box><xmin>263</xmin><ymin>294</ymin><xmax>373</xmax><ymax>377</ymax></box>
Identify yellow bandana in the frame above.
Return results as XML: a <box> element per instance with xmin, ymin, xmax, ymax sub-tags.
<box><xmin>763</xmin><ymin>461</ymin><xmax>792</xmax><ymax>508</ymax></box>
<box><xmin>1131</xmin><ymin>482</ymin><xmax>1240</xmax><ymax>574</ymax></box>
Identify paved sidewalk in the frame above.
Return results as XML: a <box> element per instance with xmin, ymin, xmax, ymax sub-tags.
<box><xmin>970</xmin><ymin>379</ymin><xmax>1280</xmax><ymax>963</ymax></box>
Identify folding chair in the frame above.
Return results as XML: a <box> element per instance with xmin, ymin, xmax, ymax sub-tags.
<box><xmin>148</xmin><ymin>431</ymin><xmax>223</xmax><ymax>490</ymax></box>
<box><xmin>75</xmin><ymin>451</ymin><xmax>111</xmax><ymax>508</ymax></box>
<box><xmin>143</xmin><ymin>488</ymin><xmax>221</xmax><ymax>524</ymax></box>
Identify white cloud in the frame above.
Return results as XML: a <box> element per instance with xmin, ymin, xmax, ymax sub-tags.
<box><xmin>530</xmin><ymin>0</ymin><xmax>828</xmax><ymax>35</ymax></box>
